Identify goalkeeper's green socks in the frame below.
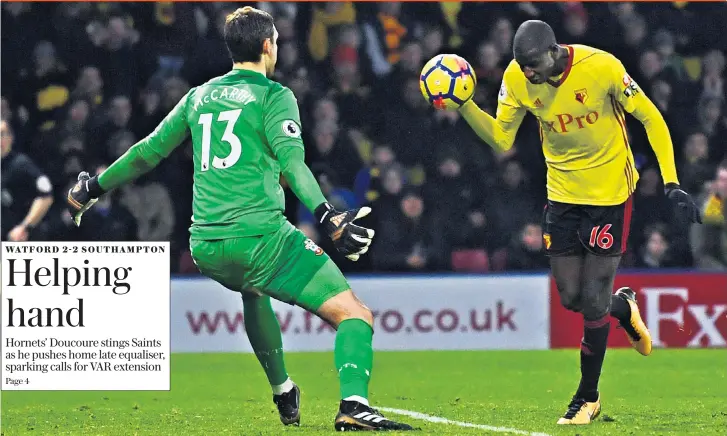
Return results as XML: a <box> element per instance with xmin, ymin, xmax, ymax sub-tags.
<box><xmin>243</xmin><ymin>295</ymin><xmax>290</xmax><ymax>390</ymax></box>
<box><xmin>334</xmin><ymin>319</ymin><xmax>374</xmax><ymax>405</ymax></box>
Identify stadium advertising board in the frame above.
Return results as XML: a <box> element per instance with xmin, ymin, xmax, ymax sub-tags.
<box><xmin>171</xmin><ymin>276</ymin><xmax>550</xmax><ymax>352</ymax></box>
<box><xmin>550</xmin><ymin>273</ymin><xmax>727</xmax><ymax>349</ymax></box>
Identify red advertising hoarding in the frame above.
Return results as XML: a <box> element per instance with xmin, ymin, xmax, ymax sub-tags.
<box><xmin>550</xmin><ymin>273</ymin><xmax>727</xmax><ymax>349</ymax></box>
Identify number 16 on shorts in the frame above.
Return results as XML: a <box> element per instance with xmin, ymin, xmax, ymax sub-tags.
<box><xmin>589</xmin><ymin>224</ymin><xmax>614</xmax><ymax>250</ymax></box>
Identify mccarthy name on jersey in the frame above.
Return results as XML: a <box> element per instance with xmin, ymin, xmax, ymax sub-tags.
<box><xmin>191</xmin><ymin>86</ymin><xmax>257</xmax><ymax>112</ymax></box>
<box><xmin>498</xmin><ymin>44</ymin><xmax>660</xmax><ymax>206</ymax></box>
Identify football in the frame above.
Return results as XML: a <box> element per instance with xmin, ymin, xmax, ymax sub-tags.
<box><xmin>419</xmin><ymin>54</ymin><xmax>477</xmax><ymax>111</ymax></box>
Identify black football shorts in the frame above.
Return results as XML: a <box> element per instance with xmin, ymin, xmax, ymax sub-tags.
<box><xmin>542</xmin><ymin>197</ymin><xmax>633</xmax><ymax>257</ymax></box>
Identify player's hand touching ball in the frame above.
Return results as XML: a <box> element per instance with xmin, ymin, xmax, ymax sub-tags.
<box><xmin>314</xmin><ymin>202</ymin><xmax>375</xmax><ymax>261</ymax></box>
<box><xmin>420</xmin><ymin>54</ymin><xmax>477</xmax><ymax>111</ymax></box>
<box><xmin>67</xmin><ymin>171</ymin><xmax>104</xmax><ymax>227</ymax></box>
<box><xmin>665</xmin><ymin>183</ymin><xmax>702</xmax><ymax>224</ymax></box>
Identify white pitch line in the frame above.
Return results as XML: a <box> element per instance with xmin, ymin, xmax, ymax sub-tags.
<box><xmin>379</xmin><ymin>407</ymin><xmax>552</xmax><ymax>436</ymax></box>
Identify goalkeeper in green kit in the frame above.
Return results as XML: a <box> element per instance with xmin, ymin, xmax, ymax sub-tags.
<box><xmin>67</xmin><ymin>7</ymin><xmax>413</xmax><ymax>432</ymax></box>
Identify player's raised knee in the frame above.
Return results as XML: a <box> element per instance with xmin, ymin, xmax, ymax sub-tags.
<box><xmin>350</xmin><ymin>304</ymin><xmax>374</xmax><ymax>327</ymax></box>
<box><xmin>316</xmin><ymin>290</ymin><xmax>373</xmax><ymax>329</ymax></box>
<box><xmin>334</xmin><ymin>295</ymin><xmax>373</xmax><ymax>328</ymax></box>
<box><xmin>558</xmin><ymin>291</ymin><xmax>581</xmax><ymax>313</ymax></box>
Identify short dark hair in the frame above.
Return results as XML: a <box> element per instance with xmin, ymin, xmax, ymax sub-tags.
<box><xmin>513</xmin><ymin>20</ymin><xmax>557</xmax><ymax>60</ymax></box>
<box><xmin>224</xmin><ymin>7</ymin><xmax>275</xmax><ymax>63</ymax></box>
<box><xmin>718</xmin><ymin>159</ymin><xmax>727</xmax><ymax>172</ymax></box>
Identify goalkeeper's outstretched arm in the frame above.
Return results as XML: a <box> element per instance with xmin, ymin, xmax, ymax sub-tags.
<box><xmin>96</xmin><ymin>94</ymin><xmax>191</xmax><ymax>192</ymax></box>
<box><xmin>266</xmin><ymin>86</ymin><xmax>374</xmax><ymax>261</ymax></box>
<box><xmin>67</xmin><ymin>93</ymin><xmax>190</xmax><ymax>226</ymax></box>
<box><xmin>276</xmin><ymin>146</ymin><xmax>328</xmax><ymax>212</ymax></box>
<box><xmin>264</xmin><ymin>86</ymin><xmax>328</xmax><ymax>212</ymax></box>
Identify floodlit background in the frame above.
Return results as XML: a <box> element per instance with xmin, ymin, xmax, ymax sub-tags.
<box><xmin>2</xmin><ymin>1</ymin><xmax>726</xmax><ymax>273</ymax></box>
<box><xmin>1</xmin><ymin>3</ymin><xmax>726</xmax><ymax>434</ymax></box>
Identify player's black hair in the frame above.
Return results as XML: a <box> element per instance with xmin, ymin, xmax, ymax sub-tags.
<box><xmin>224</xmin><ymin>6</ymin><xmax>275</xmax><ymax>64</ymax></box>
<box><xmin>512</xmin><ymin>20</ymin><xmax>557</xmax><ymax>60</ymax></box>
<box><xmin>719</xmin><ymin>159</ymin><xmax>727</xmax><ymax>171</ymax></box>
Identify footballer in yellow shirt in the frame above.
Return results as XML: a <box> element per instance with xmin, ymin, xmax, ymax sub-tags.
<box><xmin>458</xmin><ymin>20</ymin><xmax>702</xmax><ymax>425</ymax></box>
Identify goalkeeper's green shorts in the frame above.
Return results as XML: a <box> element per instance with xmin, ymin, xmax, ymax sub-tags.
<box><xmin>189</xmin><ymin>221</ymin><xmax>350</xmax><ymax>311</ymax></box>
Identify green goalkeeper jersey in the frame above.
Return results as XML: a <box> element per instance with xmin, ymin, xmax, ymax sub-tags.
<box><xmin>186</xmin><ymin>69</ymin><xmax>304</xmax><ymax>239</ymax></box>
<box><xmin>98</xmin><ymin>69</ymin><xmax>323</xmax><ymax>241</ymax></box>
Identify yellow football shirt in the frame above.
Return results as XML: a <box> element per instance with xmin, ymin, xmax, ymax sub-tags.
<box><xmin>483</xmin><ymin>44</ymin><xmax>679</xmax><ymax>206</ymax></box>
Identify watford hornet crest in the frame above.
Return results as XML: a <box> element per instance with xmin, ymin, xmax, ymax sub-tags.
<box><xmin>574</xmin><ymin>88</ymin><xmax>588</xmax><ymax>104</ymax></box>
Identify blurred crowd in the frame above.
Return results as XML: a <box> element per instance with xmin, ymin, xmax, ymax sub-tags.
<box><xmin>2</xmin><ymin>2</ymin><xmax>726</xmax><ymax>274</ymax></box>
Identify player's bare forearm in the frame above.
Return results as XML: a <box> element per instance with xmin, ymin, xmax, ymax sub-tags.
<box><xmin>22</xmin><ymin>196</ymin><xmax>53</xmax><ymax>227</ymax></box>
<box><xmin>277</xmin><ymin>146</ymin><xmax>327</xmax><ymax>212</ymax></box>
<box><xmin>459</xmin><ymin>100</ymin><xmax>516</xmax><ymax>153</ymax></box>
<box><xmin>631</xmin><ymin>95</ymin><xmax>679</xmax><ymax>185</ymax></box>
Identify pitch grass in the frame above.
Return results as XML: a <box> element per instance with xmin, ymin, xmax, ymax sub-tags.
<box><xmin>2</xmin><ymin>349</ymin><xmax>725</xmax><ymax>435</ymax></box>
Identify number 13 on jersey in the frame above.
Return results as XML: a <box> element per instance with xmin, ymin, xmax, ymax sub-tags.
<box><xmin>198</xmin><ymin>109</ymin><xmax>243</xmax><ymax>171</ymax></box>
